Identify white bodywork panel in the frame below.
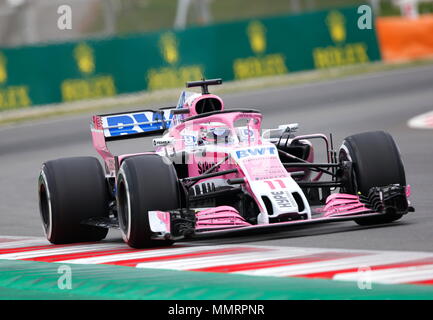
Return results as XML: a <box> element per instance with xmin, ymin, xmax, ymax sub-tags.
<box><xmin>231</xmin><ymin>144</ymin><xmax>311</xmax><ymax>224</ymax></box>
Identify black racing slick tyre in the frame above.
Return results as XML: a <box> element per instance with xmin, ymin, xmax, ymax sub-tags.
<box><xmin>38</xmin><ymin>157</ymin><xmax>109</xmax><ymax>244</ymax></box>
<box><xmin>339</xmin><ymin>131</ymin><xmax>406</xmax><ymax>226</ymax></box>
<box><xmin>116</xmin><ymin>155</ymin><xmax>180</xmax><ymax>248</ymax></box>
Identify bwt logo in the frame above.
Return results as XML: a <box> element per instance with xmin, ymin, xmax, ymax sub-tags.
<box><xmin>236</xmin><ymin>146</ymin><xmax>276</xmax><ymax>158</ymax></box>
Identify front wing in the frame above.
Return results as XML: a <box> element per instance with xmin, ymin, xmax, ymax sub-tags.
<box><xmin>82</xmin><ymin>185</ymin><xmax>412</xmax><ymax>240</ymax></box>
<box><xmin>147</xmin><ymin>184</ymin><xmax>412</xmax><ymax>240</ymax></box>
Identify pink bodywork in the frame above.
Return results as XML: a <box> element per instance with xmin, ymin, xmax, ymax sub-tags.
<box><xmin>173</xmin><ymin>191</ymin><xmax>375</xmax><ymax>232</ymax></box>
<box><xmin>89</xmin><ymin>91</ymin><xmax>408</xmax><ymax>237</ymax></box>
<box><xmin>316</xmin><ymin>193</ymin><xmax>371</xmax><ymax>217</ymax></box>
<box><xmin>91</xmin><ymin>93</ymin><xmax>265</xmax><ymax>178</ymax></box>
<box><xmin>90</xmin><ymin>90</ymin><xmax>319</xmax><ymax>185</ymax></box>
<box><xmin>195</xmin><ymin>206</ymin><xmax>251</xmax><ymax>230</ymax></box>
<box><xmin>91</xmin><ymin>92</ymin><xmax>364</xmax><ymax>229</ymax></box>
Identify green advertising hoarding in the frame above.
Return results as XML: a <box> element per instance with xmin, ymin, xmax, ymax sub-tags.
<box><xmin>0</xmin><ymin>6</ymin><xmax>381</xmax><ymax>110</ymax></box>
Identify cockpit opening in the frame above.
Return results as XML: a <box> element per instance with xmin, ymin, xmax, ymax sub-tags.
<box><xmin>194</xmin><ymin>97</ymin><xmax>223</xmax><ymax>114</ymax></box>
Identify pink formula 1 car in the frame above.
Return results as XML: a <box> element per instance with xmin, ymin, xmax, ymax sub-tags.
<box><xmin>38</xmin><ymin>79</ymin><xmax>414</xmax><ymax>248</ymax></box>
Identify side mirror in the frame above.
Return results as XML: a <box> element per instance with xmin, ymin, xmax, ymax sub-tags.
<box><xmin>278</xmin><ymin>123</ymin><xmax>299</xmax><ymax>133</ymax></box>
<box><xmin>261</xmin><ymin>123</ymin><xmax>299</xmax><ymax>140</ymax></box>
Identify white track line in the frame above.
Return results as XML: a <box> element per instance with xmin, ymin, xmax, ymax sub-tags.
<box><xmin>2</xmin><ymin>236</ymin><xmax>433</xmax><ymax>285</ymax></box>
<box><xmin>0</xmin><ymin>243</ymin><xmax>126</xmax><ymax>260</ymax></box>
<box><xmin>234</xmin><ymin>252</ymin><xmax>433</xmax><ymax>277</ymax></box>
<box><xmin>0</xmin><ymin>236</ymin><xmax>41</xmax><ymax>240</ymax></box>
<box><xmin>407</xmin><ymin>110</ymin><xmax>433</xmax><ymax>129</ymax></box>
<box><xmin>136</xmin><ymin>249</ymin><xmax>310</xmax><ymax>270</ymax></box>
<box><xmin>335</xmin><ymin>264</ymin><xmax>433</xmax><ymax>284</ymax></box>
<box><xmin>59</xmin><ymin>245</ymin><xmax>231</xmax><ymax>264</ymax></box>
<box><xmin>0</xmin><ymin>239</ymin><xmax>50</xmax><ymax>249</ymax></box>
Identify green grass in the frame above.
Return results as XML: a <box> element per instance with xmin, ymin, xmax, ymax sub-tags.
<box><xmin>1</xmin><ymin>259</ymin><xmax>433</xmax><ymax>300</ymax></box>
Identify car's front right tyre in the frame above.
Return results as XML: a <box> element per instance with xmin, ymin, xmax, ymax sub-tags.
<box><xmin>339</xmin><ymin>131</ymin><xmax>407</xmax><ymax>226</ymax></box>
<box><xmin>38</xmin><ymin>157</ymin><xmax>109</xmax><ymax>244</ymax></box>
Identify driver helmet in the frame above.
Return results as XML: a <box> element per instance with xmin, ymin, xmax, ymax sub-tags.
<box><xmin>199</xmin><ymin>125</ymin><xmax>233</xmax><ymax>145</ymax></box>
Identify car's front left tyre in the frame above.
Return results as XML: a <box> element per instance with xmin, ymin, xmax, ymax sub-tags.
<box><xmin>116</xmin><ymin>155</ymin><xmax>180</xmax><ymax>248</ymax></box>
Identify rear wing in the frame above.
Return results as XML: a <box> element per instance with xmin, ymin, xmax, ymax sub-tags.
<box><xmin>92</xmin><ymin>108</ymin><xmax>174</xmax><ymax>142</ymax></box>
<box><xmin>91</xmin><ymin>108</ymin><xmax>176</xmax><ymax>175</ymax></box>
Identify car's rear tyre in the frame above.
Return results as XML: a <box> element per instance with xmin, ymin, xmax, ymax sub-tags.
<box><xmin>116</xmin><ymin>155</ymin><xmax>180</xmax><ymax>248</ymax></box>
<box><xmin>339</xmin><ymin>131</ymin><xmax>406</xmax><ymax>226</ymax></box>
<box><xmin>38</xmin><ymin>157</ymin><xmax>109</xmax><ymax>244</ymax></box>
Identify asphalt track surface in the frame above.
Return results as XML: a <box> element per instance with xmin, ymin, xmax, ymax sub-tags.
<box><xmin>1</xmin><ymin>65</ymin><xmax>432</xmax><ymax>252</ymax></box>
